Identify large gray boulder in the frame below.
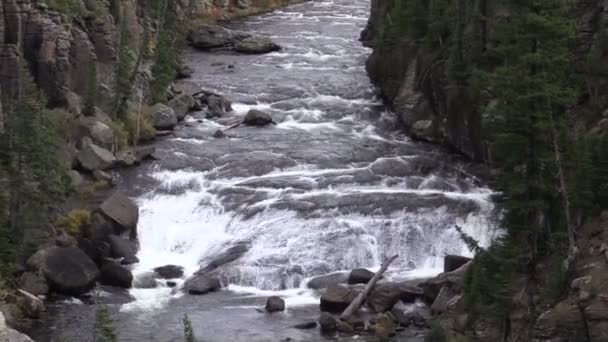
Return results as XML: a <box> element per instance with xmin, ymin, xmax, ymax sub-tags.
<box><xmin>234</xmin><ymin>36</ymin><xmax>281</xmax><ymax>54</ymax></box>
<box><xmin>29</xmin><ymin>246</ymin><xmax>99</xmax><ymax>296</ymax></box>
<box><xmin>99</xmin><ymin>192</ymin><xmax>139</xmax><ymax>235</ymax></box>
<box><xmin>190</xmin><ymin>24</ymin><xmax>233</xmax><ymax>50</ymax></box>
<box><xmin>0</xmin><ymin>312</ymin><xmax>34</xmax><ymax>342</ymax></box>
<box><xmin>206</xmin><ymin>94</ymin><xmax>232</xmax><ymax>118</ymax></box>
<box><xmin>79</xmin><ymin>117</ymin><xmax>115</xmax><ymax>149</ymax></box>
<box><xmin>320</xmin><ymin>284</ymin><xmax>360</xmax><ymax>313</ymax></box>
<box><xmin>168</xmin><ymin>93</ymin><xmax>195</xmax><ymax>121</ymax></box>
<box><xmin>184</xmin><ymin>274</ymin><xmax>222</xmax><ymax>295</ymax></box>
<box><xmin>150</xmin><ymin>103</ymin><xmax>178</xmax><ymax>130</ymax></box>
<box><xmin>244</xmin><ymin>109</ymin><xmax>274</xmax><ymax>126</ymax></box>
<box><xmin>77</xmin><ymin>137</ymin><xmax>116</xmax><ymax>171</ymax></box>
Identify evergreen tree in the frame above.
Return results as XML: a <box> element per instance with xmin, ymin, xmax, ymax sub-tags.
<box><xmin>183</xmin><ymin>313</ymin><xmax>196</xmax><ymax>342</ymax></box>
<box><xmin>95</xmin><ymin>305</ymin><xmax>118</xmax><ymax>342</ymax></box>
<box><xmin>113</xmin><ymin>9</ymin><xmax>137</xmax><ymax>119</ymax></box>
<box><xmin>83</xmin><ymin>60</ymin><xmax>98</xmax><ymax>117</ymax></box>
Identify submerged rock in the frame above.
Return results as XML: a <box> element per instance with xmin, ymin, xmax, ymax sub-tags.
<box><xmin>234</xmin><ymin>36</ymin><xmax>281</xmax><ymax>54</ymax></box>
<box><xmin>294</xmin><ymin>321</ymin><xmax>317</xmax><ymax>329</ymax></box>
<box><xmin>319</xmin><ymin>312</ymin><xmax>338</xmax><ymax>334</ymax></box>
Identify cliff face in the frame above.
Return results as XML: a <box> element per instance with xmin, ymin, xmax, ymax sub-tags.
<box><xmin>364</xmin><ymin>0</ymin><xmax>608</xmax><ymax>161</ymax></box>
<box><xmin>364</xmin><ymin>1</ymin><xmax>608</xmax><ymax>341</ymax></box>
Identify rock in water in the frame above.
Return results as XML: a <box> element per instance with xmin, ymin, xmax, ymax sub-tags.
<box><xmin>168</xmin><ymin>93</ymin><xmax>195</xmax><ymax>121</ymax></box>
<box><xmin>348</xmin><ymin>268</ymin><xmax>374</xmax><ymax>285</ymax></box>
<box><xmin>320</xmin><ymin>284</ymin><xmax>360</xmax><ymax>313</ymax></box>
<box><xmin>150</xmin><ymin>103</ymin><xmax>178</xmax><ymax>130</ymax></box>
<box><xmin>184</xmin><ymin>274</ymin><xmax>222</xmax><ymax>295</ymax></box>
<box><xmin>265</xmin><ymin>296</ymin><xmax>285</xmax><ymax>312</ymax></box>
<box><xmin>293</xmin><ymin>322</ymin><xmax>317</xmax><ymax>329</ymax></box>
<box><xmin>234</xmin><ymin>36</ymin><xmax>281</xmax><ymax>54</ymax></box>
<box><xmin>367</xmin><ymin>282</ymin><xmax>424</xmax><ymax>313</ymax></box>
<box><xmin>307</xmin><ymin>272</ymin><xmax>349</xmax><ymax>289</ymax></box>
<box><xmin>213</xmin><ymin>130</ymin><xmax>226</xmax><ymax>139</ymax></box>
<box><xmin>244</xmin><ymin>109</ymin><xmax>274</xmax><ymax>126</ymax></box>
<box><xmin>207</xmin><ymin>95</ymin><xmax>232</xmax><ymax>118</ymax></box>
<box><xmin>318</xmin><ymin>312</ymin><xmax>338</xmax><ymax>334</ymax></box>
<box><xmin>39</xmin><ymin>246</ymin><xmax>99</xmax><ymax>296</ymax></box>
<box><xmin>154</xmin><ymin>265</ymin><xmax>184</xmax><ymax>279</ymax></box>
<box><xmin>190</xmin><ymin>24</ymin><xmax>234</xmax><ymax>50</ymax></box>
<box><xmin>100</xmin><ymin>261</ymin><xmax>133</xmax><ymax>288</ymax></box>
<box><xmin>99</xmin><ymin>192</ymin><xmax>139</xmax><ymax>235</ymax></box>
<box><xmin>77</xmin><ymin>138</ymin><xmax>116</xmax><ymax>171</ymax></box>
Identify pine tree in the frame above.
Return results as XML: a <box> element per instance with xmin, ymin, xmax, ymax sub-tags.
<box><xmin>95</xmin><ymin>305</ymin><xmax>118</xmax><ymax>342</ymax></box>
<box><xmin>113</xmin><ymin>9</ymin><xmax>136</xmax><ymax>119</ymax></box>
<box><xmin>183</xmin><ymin>313</ymin><xmax>196</xmax><ymax>342</ymax></box>
<box><xmin>83</xmin><ymin>60</ymin><xmax>98</xmax><ymax>117</ymax></box>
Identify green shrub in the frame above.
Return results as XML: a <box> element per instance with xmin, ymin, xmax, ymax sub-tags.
<box><xmin>183</xmin><ymin>313</ymin><xmax>196</xmax><ymax>342</ymax></box>
<box><xmin>95</xmin><ymin>305</ymin><xmax>118</xmax><ymax>342</ymax></box>
<box><xmin>56</xmin><ymin>209</ymin><xmax>91</xmax><ymax>236</ymax></box>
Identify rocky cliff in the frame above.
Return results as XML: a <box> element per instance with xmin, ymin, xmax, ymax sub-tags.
<box><xmin>363</xmin><ymin>1</ymin><xmax>608</xmax><ymax>341</ymax></box>
<box><xmin>364</xmin><ymin>0</ymin><xmax>608</xmax><ymax>161</ymax></box>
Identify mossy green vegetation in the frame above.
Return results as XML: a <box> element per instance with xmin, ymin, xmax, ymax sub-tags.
<box><xmin>183</xmin><ymin>313</ymin><xmax>196</xmax><ymax>342</ymax></box>
<box><xmin>95</xmin><ymin>305</ymin><xmax>118</xmax><ymax>342</ymax></box>
<box><xmin>56</xmin><ymin>209</ymin><xmax>92</xmax><ymax>237</ymax></box>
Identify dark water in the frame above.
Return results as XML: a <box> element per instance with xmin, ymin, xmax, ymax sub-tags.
<box><xmin>28</xmin><ymin>0</ymin><xmax>498</xmax><ymax>341</ymax></box>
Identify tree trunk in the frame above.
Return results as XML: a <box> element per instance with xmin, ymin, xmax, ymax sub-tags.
<box><xmin>340</xmin><ymin>254</ymin><xmax>398</xmax><ymax>320</ymax></box>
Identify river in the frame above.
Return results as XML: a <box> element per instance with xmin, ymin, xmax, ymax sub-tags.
<box><xmin>29</xmin><ymin>0</ymin><xmax>498</xmax><ymax>341</ymax></box>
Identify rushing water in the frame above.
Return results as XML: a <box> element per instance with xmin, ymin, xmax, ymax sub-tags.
<box><xmin>30</xmin><ymin>0</ymin><xmax>498</xmax><ymax>341</ymax></box>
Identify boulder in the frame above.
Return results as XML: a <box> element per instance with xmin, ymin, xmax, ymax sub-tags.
<box><xmin>100</xmin><ymin>261</ymin><xmax>133</xmax><ymax>288</ymax></box>
<box><xmin>411</xmin><ymin>120</ymin><xmax>435</xmax><ymax>141</ymax></box>
<box><xmin>168</xmin><ymin>93</ymin><xmax>195</xmax><ymax>121</ymax></box>
<box><xmin>244</xmin><ymin>109</ymin><xmax>274</xmax><ymax>126</ymax></box>
<box><xmin>150</xmin><ymin>103</ymin><xmax>178</xmax><ymax>130</ymax></box>
<box><xmin>444</xmin><ymin>255</ymin><xmax>472</xmax><ymax>273</ymax></box>
<box><xmin>320</xmin><ymin>284</ymin><xmax>360</xmax><ymax>313</ymax></box>
<box><xmin>67</xmin><ymin>170</ymin><xmax>84</xmax><ymax>188</ymax></box>
<box><xmin>36</xmin><ymin>246</ymin><xmax>99</xmax><ymax>296</ymax></box>
<box><xmin>115</xmin><ymin>150</ymin><xmax>137</xmax><ymax>167</ymax></box>
<box><xmin>19</xmin><ymin>272</ymin><xmax>49</xmax><ymax>296</ymax></box>
<box><xmin>77</xmin><ymin>237</ymin><xmax>110</xmax><ymax>266</ymax></box>
<box><xmin>430</xmin><ymin>286</ymin><xmax>455</xmax><ymax>314</ymax></box>
<box><xmin>213</xmin><ymin>130</ymin><xmax>226</xmax><ymax>139</ymax></box>
<box><xmin>99</xmin><ymin>192</ymin><xmax>139</xmax><ymax>235</ymax></box>
<box><xmin>190</xmin><ymin>24</ymin><xmax>234</xmax><ymax>50</ymax></box>
<box><xmin>17</xmin><ymin>290</ymin><xmax>45</xmax><ymax>319</ymax></box>
<box><xmin>319</xmin><ymin>312</ymin><xmax>338</xmax><ymax>334</ymax></box>
<box><xmin>234</xmin><ymin>36</ymin><xmax>281</xmax><ymax>54</ymax></box>
<box><xmin>374</xmin><ymin>313</ymin><xmax>397</xmax><ymax>339</ymax></box>
<box><xmin>198</xmin><ymin>240</ymin><xmax>251</xmax><ymax>274</ymax></box>
<box><xmin>184</xmin><ymin>274</ymin><xmax>222</xmax><ymax>295</ymax></box>
<box><xmin>265</xmin><ymin>296</ymin><xmax>285</xmax><ymax>312</ymax></box>
<box><xmin>120</xmin><ymin>255</ymin><xmax>140</xmax><ymax>265</ymax></box>
<box><xmin>420</xmin><ymin>261</ymin><xmax>471</xmax><ymax>303</ymax></box>
<box><xmin>93</xmin><ymin>170</ymin><xmax>113</xmax><ymax>184</ymax></box>
<box><xmin>153</xmin><ymin>265</ymin><xmax>184</xmax><ymax>279</ymax></box>
<box><xmin>348</xmin><ymin>268</ymin><xmax>374</xmax><ymax>285</ymax></box>
<box><xmin>77</xmin><ymin>138</ymin><xmax>116</xmax><ymax>171</ymax></box>
<box><xmin>368</xmin><ymin>282</ymin><xmax>424</xmax><ymax>313</ymax></box>
<box><xmin>206</xmin><ymin>95</ymin><xmax>232</xmax><ymax>118</ymax></box>
<box><xmin>79</xmin><ymin>117</ymin><xmax>115</xmax><ymax>149</ymax></box>
<box><xmin>0</xmin><ymin>312</ymin><xmax>34</xmax><ymax>342</ymax></box>
<box><xmin>108</xmin><ymin>235</ymin><xmax>136</xmax><ymax>261</ymax></box>
<box><xmin>133</xmin><ymin>272</ymin><xmax>158</xmax><ymax>289</ymax></box>
<box><xmin>307</xmin><ymin>272</ymin><xmax>349</xmax><ymax>290</ymax></box>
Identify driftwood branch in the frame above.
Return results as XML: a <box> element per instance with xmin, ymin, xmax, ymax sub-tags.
<box><xmin>340</xmin><ymin>254</ymin><xmax>398</xmax><ymax>320</ymax></box>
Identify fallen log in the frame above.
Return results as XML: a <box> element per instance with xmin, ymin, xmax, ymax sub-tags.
<box><xmin>339</xmin><ymin>254</ymin><xmax>398</xmax><ymax>320</ymax></box>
